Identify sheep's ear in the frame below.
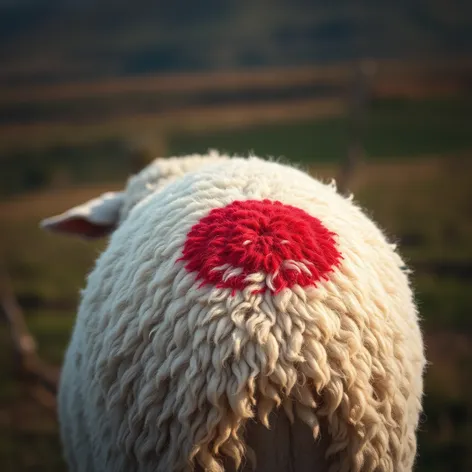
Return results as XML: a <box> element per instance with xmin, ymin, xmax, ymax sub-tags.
<box><xmin>39</xmin><ymin>191</ymin><xmax>124</xmax><ymax>239</ymax></box>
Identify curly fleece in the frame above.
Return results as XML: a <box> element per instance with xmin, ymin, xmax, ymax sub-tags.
<box><xmin>58</xmin><ymin>154</ymin><xmax>425</xmax><ymax>472</ymax></box>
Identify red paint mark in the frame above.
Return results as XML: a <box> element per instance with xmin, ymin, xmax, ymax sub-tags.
<box><xmin>180</xmin><ymin>199</ymin><xmax>341</xmax><ymax>294</ymax></box>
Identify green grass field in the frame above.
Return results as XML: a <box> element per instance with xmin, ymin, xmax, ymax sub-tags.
<box><xmin>2</xmin><ymin>96</ymin><xmax>472</xmax><ymax>197</ymax></box>
<box><xmin>168</xmin><ymin>97</ymin><xmax>472</xmax><ymax>163</ymax></box>
<box><xmin>1</xmin><ymin>96</ymin><xmax>472</xmax><ymax>471</ymax></box>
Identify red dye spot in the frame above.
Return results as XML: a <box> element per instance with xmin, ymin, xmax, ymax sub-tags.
<box><xmin>180</xmin><ymin>199</ymin><xmax>342</xmax><ymax>294</ymax></box>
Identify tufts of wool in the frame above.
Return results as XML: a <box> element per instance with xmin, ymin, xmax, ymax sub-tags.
<box><xmin>119</xmin><ymin>150</ymin><xmax>229</xmax><ymax>224</ymax></box>
<box><xmin>53</xmin><ymin>153</ymin><xmax>425</xmax><ymax>472</ymax></box>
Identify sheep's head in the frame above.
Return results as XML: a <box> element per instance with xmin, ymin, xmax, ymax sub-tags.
<box><xmin>40</xmin><ymin>152</ymin><xmax>228</xmax><ymax>238</ymax></box>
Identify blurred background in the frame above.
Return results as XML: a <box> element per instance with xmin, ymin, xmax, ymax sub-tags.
<box><xmin>0</xmin><ymin>1</ymin><xmax>471</xmax><ymax>471</ymax></box>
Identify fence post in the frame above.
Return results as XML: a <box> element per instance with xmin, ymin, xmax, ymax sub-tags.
<box><xmin>337</xmin><ymin>60</ymin><xmax>377</xmax><ymax>195</ymax></box>
<box><xmin>0</xmin><ymin>260</ymin><xmax>59</xmax><ymax>402</ymax></box>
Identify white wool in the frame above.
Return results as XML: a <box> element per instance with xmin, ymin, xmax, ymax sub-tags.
<box><xmin>119</xmin><ymin>150</ymin><xmax>229</xmax><ymax>223</ymax></box>
<box><xmin>57</xmin><ymin>153</ymin><xmax>425</xmax><ymax>472</ymax></box>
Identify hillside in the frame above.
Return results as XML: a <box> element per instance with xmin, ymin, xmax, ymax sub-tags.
<box><xmin>1</xmin><ymin>0</ymin><xmax>471</xmax><ymax>85</ymax></box>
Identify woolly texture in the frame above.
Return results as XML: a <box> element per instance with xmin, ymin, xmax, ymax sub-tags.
<box><xmin>180</xmin><ymin>199</ymin><xmax>342</xmax><ymax>294</ymax></box>
<box><xmin>57</xmin><ymin>154</ymin><xmax>425</xmax><ymax>472</ymax></box>
<box><xmin>119</xmin><ymin>150</ymin><xmax>229</xmax><ymax>223</ymax></box>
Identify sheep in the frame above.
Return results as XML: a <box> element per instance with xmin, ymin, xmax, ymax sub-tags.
<box><xmin>41</xmin><ymin>152</ymin><xmax>426</xmax><ymax>472</ymax></box>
